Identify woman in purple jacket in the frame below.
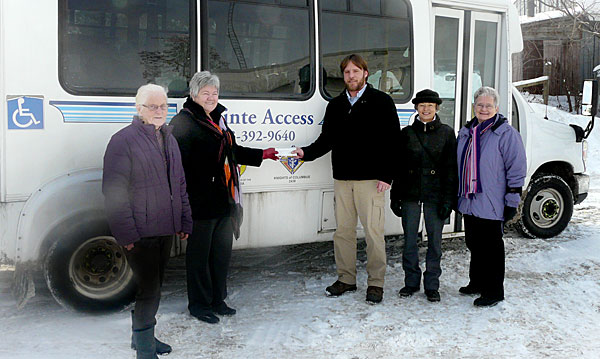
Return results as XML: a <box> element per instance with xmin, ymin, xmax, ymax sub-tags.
<box><xmin>456</xmin><ymin>86</ymin><xmax>526</xmax><ymax>307</ymax></box>
<box><xmin>102</xmin><ymin>84</ymin><xmax>193</xmax><ymax>358</ymax></box>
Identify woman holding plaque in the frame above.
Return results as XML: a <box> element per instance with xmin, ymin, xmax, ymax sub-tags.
<box><xmin>170</xmin><ymin>71</ymin><xmax>278</xmax><ymax>324</ymax></box>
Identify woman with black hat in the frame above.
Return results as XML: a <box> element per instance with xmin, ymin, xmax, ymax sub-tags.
<box><xmin>390</xmin><ymin>89</ymin><xmax>458</xmax><ymax>302</ymax></box>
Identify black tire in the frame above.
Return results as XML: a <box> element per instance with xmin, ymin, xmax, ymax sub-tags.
<box><xmin>515</xmin><ymin>174</ymin><xmax>574</xmax><ymax>239</ymax></box>
<box><xmin>44</xmin><ymin>217</ymin><xmax>135</xmax><ymax>312</ymax></box>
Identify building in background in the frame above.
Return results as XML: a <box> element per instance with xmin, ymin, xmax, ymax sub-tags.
<box><xmin>512</xmin><ymin>0</ymin><xmax>600</xmax><ymax>105</ymax></box>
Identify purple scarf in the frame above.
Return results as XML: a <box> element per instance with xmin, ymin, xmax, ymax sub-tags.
<box><xmin>459</xmin><ymin>115</ymin><xmax>497</xmax><ymax>197</ymax></box>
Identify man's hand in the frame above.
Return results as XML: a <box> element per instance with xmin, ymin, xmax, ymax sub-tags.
<box><xmin>177</xmin><ymin>232</ymin><xmax>189</xmax><ymax>241</ymax></box>
<box><xmin>124</xmin><ymin>243</ymin><xmax>134</xmax><ymax>251</ymax></box>
<box><xmin>292</xmin><ymin>148</ymin><xmax>304</xmax><ymax>159</ymax></box>
<box><xmin>376</xmin><ymin>181</ymin><xmax>391</xmax><ymax>193</ymax></box>
<box><xmin>262</xmin><ymin>148</ymin><xmax>279</xmax><ymax>160</ymax></box>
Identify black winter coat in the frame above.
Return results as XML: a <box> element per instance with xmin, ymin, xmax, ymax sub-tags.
<box><xmin>170</xmin><ymin>97</ymin><xmax>263</xmax><ymax>220</ymax></box>
<box><xmin>390</xmin><ymin>115</ymin><xmax>458</xmax><ymax>207</ymax></box>
<box><xmin>301</xmin><ymin>85</ymin><xmax>401</xmax><ymax>184</ymax></box>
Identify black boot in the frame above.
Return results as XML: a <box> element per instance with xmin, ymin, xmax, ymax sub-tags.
<box><xmin>132</xmin><ymin>327</ymin><xmax>158</xmax><ymax>359</ymax></box>
<box><xmin>131</xmin><ymin>336</ymin><xmax>172</xmax><ymax>355</ymax></box>
<box><xmin>131</xmin><ymin>311</ymin><xmax>172</xmax><ymax>355</ymax></box>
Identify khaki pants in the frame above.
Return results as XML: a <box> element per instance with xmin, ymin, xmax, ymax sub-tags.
<box><xmin>333</xmin><ymin>180</ymin><xmax>386</xmax><ymax>287</ymax></box>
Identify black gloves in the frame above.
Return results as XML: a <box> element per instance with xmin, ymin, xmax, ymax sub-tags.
<box><xmin>390</xmin><ymin>200</ymin><xmax>402</xmax><ymax>217</ymax></box>
<box><xmin>504</xmin><ymin>206</ymin><xmax>518</xmax><ymax>222</ymax></box>
<box><xmin>438</xmin><ymin>203</ymin><xmax>453</xmax><ymax>220</ymax></box>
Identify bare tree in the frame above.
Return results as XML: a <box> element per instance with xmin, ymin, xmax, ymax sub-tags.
<box><xmin>535</xmin><ymin>0</ymin><xmax>600</xmax><ymax>37</ymax></box>
<box><xmin>516</xmin><ymin>0</ymin><xmax>599</xmax><ymax>112</ymax></box>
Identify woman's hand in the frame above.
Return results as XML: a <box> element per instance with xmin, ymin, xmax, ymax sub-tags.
<box><xmin>177</xmin><ymin>232</ymin><xmax>189</xmax><ymax>241</ymax></box>
<box><xmin>262</xmin><ymin>148</ymin><xmax>279</xmax><ymax>160</ymax></box>
<box><xmin>124</xmin><ymin>243</ymin><xmax>134</xmax><ymax>251</ymax></box>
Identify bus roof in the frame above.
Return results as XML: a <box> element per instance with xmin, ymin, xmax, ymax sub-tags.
<box><xmin>432</xmin><ymin>0</ymin><xmax>514</xmax><ymax>10</ymax></box>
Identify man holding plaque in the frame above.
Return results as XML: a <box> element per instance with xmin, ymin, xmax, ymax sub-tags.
<box><xmin>293</xmin><ymin>54</ymin><xmax>400</xmax><ymax>304</ymax></box>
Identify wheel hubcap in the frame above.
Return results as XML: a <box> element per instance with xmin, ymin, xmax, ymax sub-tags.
<box><xmin>529</xmin><ymin>188</ymin><xmax>564</xmax><ymax>229</ymax></box>
<box><xmin>69</xmin><ymin>236</ymin><xmax>132</xmax><ymax>300</ymax></box>
<box><xmin>541</xmin><ymin>199</ymin><xmax>559</xmax><ymax>220</ymax></box>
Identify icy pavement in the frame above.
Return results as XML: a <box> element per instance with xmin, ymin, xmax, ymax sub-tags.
<box><xmin>1</xmin><ymin>106</ymin><xmax>600</xmax><ymax>358</ymax></box>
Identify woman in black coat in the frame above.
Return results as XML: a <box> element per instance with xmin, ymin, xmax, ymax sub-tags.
<box><xmin>390</xmin><ymin>89</ymin><xmax>457</xmax><ymax>302</ymax></box>
<box><xmin>170</xmin><ymin>71</ymin><xmax>278</xmax><ymax>324</ymax></box>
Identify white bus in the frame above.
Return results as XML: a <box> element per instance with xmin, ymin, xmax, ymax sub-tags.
<box><xmin>0</xmin><ymin>0</ymin><xmax>589</xmax><ymax>310</ymax></box>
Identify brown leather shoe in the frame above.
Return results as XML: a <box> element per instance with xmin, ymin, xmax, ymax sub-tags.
<box><xmin>366</xmin><ymin>286</ymin><xmax>383</xmax><ymax>304</ymax></box>
<box><xmin>325</xmin><ymin>280</ymin><xmax>357</xmax><ymax>297</ymax></box>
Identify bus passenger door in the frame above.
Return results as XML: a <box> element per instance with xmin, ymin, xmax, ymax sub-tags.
<box><xmin>432</xmin><ymin>8</ymin><xmax>465</xmax><ymax>131</ymax></box>
<box><xmin>465</xmin><ymin>12</ymin><xmax>501</xmax><ymax>123</ymax></box>
<box><xmin>433</xmin><ymin>8</ymin><xmax>501</xmax><ymax>129</ymax></box>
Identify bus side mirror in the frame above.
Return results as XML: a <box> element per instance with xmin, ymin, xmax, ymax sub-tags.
<box><xmin>581</xmin><ymin>79</ymin><xmax>598</xmax><ymax>139</ymax></box>
<box><xmin>581</xmin><ymin>79</ymin><xmax>598</xmax><ymax>116</ymax></box>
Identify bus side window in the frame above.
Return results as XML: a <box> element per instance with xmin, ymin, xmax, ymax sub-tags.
<box><xmin>203</xmin><ymin>0</ymin><xmax>313</xmax><ymax>99</ymax></box>
<box><xmin>319</xmin><ymin>0</ymin><xmax>413</xmax><ymax>102</ymax></box>
<box><xmin>59</xmin><ymin>0</ymin><xmax>195</xmax><ymax>97</ymax></box>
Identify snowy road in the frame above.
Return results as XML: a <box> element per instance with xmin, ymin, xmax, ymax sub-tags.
<box><xmin>1</xmin><ymin>107</ymin><xmax>599</xmax><ymax>359</ymax></box>
<box><xmin>2</xmin><ymin>197</ymin><xmax>599</xmax><ymax>358</ymax></box>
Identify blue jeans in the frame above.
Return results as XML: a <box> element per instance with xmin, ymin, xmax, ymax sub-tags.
<box><xmin>401</xmin><ymin>201</ymin><xmax>444</xmax><ymax>291</ymax></box>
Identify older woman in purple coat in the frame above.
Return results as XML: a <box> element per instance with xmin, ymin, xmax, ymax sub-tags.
<box><xmin>456</xmin><ymin>86</ymin><xmax>526</xmax><ymax>307</ymax></box>
<box><xmin>103</xmin><ymin>84</ymin><xmax>192</xmax><ymax>358</ymax></box>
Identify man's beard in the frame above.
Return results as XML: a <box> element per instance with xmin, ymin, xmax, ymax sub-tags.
<box><xmin>345</xmin><ymin>77</ymin><xmax>366</xmax><ymax>92</ymax></box>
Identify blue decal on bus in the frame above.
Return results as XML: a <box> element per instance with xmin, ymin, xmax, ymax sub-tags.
<box><xmin>397</xmin><ymin>109</ymin><xmax>416</xmax><ymax>127</ymax></box>
<box><xmin>49</xmin><ymin>101</ymin><xmax>177</xmax><ymax>123</ymax></box>
<box><xmin>7</xmin><ymin>96</ymin><xmax>44</xmax><ymax>130</ymax></box>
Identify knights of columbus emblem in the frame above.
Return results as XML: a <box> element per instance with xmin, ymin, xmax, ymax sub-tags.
<box><xmin>280</xmin><ymin>157</ymin><xmax>304</xmax><ymax>174</ymax></box>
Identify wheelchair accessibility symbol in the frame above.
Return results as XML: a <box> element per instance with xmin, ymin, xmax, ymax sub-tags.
<box><xmin>7</xmin><ymin>96</ymin><xmax>44</xmax><ymax>129</ymax></box>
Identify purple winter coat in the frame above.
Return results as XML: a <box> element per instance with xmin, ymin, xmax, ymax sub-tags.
<box><xmin>456</xmin><ymin>114</ymin><xmax>527</xmax><ymax>221</ymax></box>
<box><xmin>102</xmin><ymin>117</ymin><xmax>193</xmax><ymax>246</ymax></box>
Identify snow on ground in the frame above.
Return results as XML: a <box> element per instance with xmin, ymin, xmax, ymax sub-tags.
<box><xmin>1</xmin><ymin>104</ymin><xmax>600</xmax><ymax>359</ymax></box>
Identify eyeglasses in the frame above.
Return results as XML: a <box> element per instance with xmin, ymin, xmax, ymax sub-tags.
<box><xmin>142</xmin><ymin>104</ymin><xmax>169</xmax><ymax>112</ymax></box>
<box><xmin>475</xmin><ymin>103</ymin><xmax>496</xmax><ymax>110</ymax></box>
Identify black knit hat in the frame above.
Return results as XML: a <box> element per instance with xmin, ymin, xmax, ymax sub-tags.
<box><xmin>412</xmin><ymin>89</ymin><xmax>442</xmax><ymax>105</ymax></box>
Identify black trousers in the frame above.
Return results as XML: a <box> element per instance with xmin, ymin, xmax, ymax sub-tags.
<box><xmin>186</xmin><ymin>216</ymin><xmax>233</xmax><ymax>314</ymax></box>
<box><xmin>464</xmin><ymin>215</ymin><xmax>505</xmax><ymax>299</ymax></box>
<box><xmin>124</xmin><ymin>235</ymin><xmax>173</xmax><ymax>330</ymax></box>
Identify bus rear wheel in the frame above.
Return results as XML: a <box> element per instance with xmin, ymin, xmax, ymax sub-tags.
<box><xmin>44</xmin><ymin>218</ymin><xmax>135</xmax><ymax>311</ymax></box>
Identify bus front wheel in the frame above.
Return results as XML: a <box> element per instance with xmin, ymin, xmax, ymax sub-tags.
<box><xmin>515</xmin><ymin>174</ymin><xmax>574</xmax><ymax>239</ymax></box>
